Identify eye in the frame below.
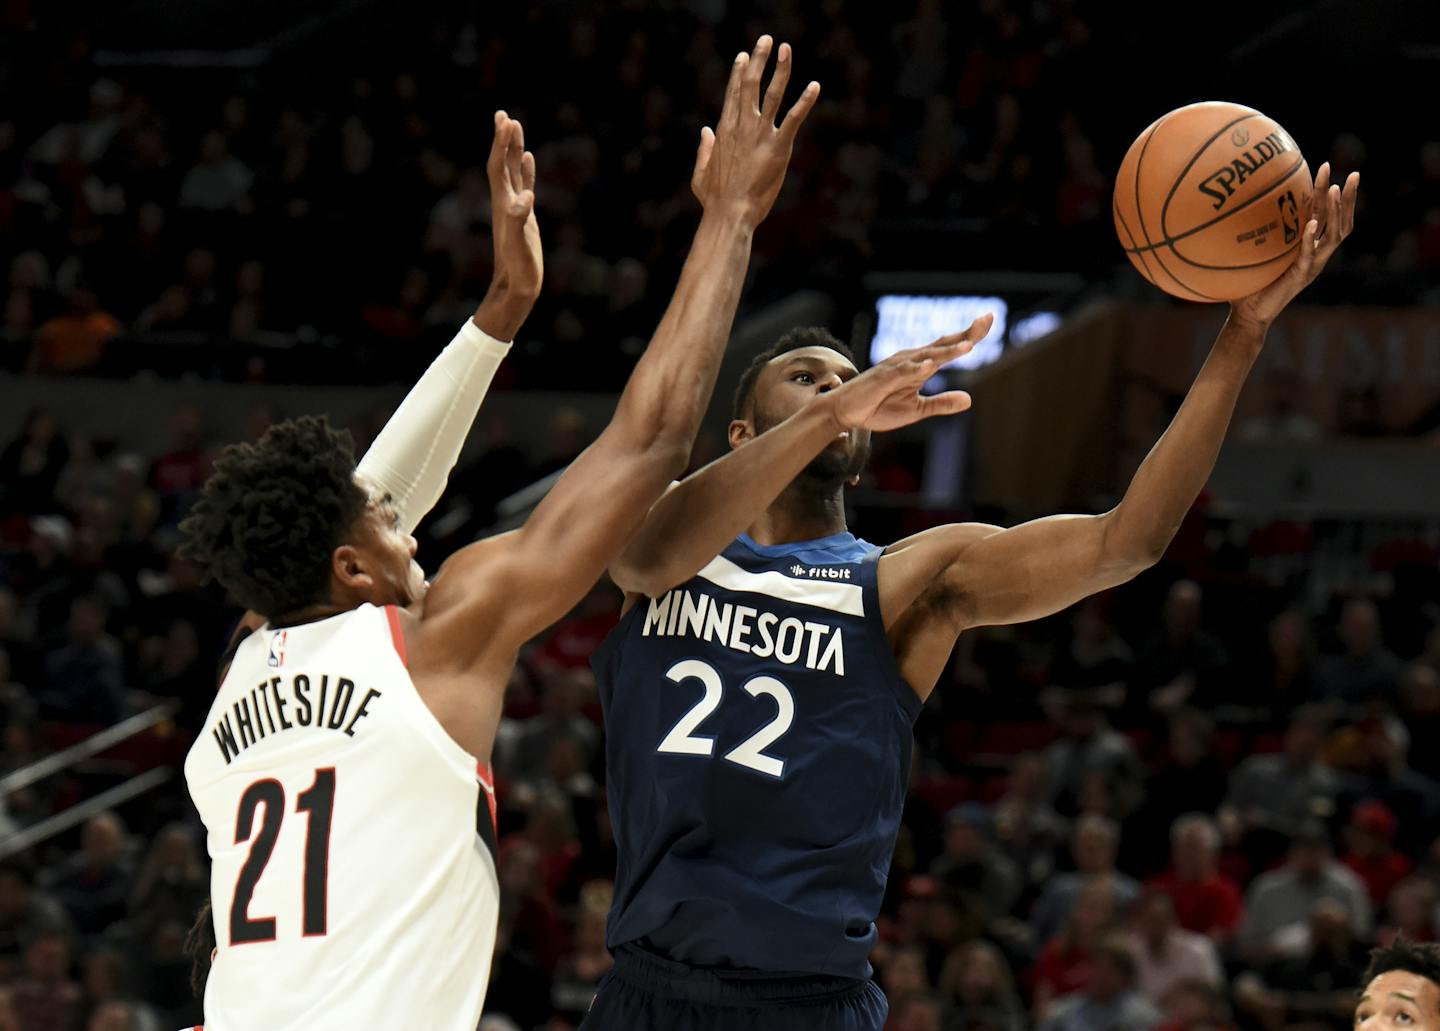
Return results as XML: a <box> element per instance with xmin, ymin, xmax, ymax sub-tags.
<box><xmin>1398</xmin><ymin>1013</ymin><xmax>1413</xmax><ymax>1025</ymax></box>
<box><xmin>792</xmin><ymin>372</ymin><xmax>815</xmax><ymax>385</ymax></box>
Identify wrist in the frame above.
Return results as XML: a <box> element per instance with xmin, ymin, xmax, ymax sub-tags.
<box><xmin>472</xmin><ymin>285</ymin><xmax>535</xmax><ymax>342</ymax></box>
<box><xmin>1226</xmin><ymin>302</ymin><xmax>1273</xmax><ymax>338</ymax></box>
<box><xmin>697</xmin><ymin>205</ymin><xmax>760</xmax><ymax>237</ymax></box>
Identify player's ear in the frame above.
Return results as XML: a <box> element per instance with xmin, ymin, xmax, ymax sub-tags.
<box><xmin>727</xmin><ymin>418</ymin><xmax>754</xmax><ymax>449</ymax></box>
<box><xmin>332</xmin><ymin>544</ymin><xmax>375</xmax><ymax>593</ymax></box>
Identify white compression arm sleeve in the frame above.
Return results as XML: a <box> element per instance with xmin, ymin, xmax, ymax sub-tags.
<box><xmin>355</xmin><ymin>319</ymin><xmax>511</xmax><ymax>534</ymax></box>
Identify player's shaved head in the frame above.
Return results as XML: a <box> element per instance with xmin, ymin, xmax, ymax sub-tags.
<box><xmin>732</xmin><ymin>327</ymin><xmax>856</xmax><ymax>420</ymax></box>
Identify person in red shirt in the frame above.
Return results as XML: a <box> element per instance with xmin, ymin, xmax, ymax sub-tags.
<box><xmin>1146</xmin><ymin>813</ymin><xmax>1244</xmax><ymax>945</ymax></box>
<box><xmin>1343</xmin><ymin>801</ymin><xmax>1414</xmax><ymax>907</ymax></box>
<box><xmin>1033</xmin><ymin>877</ymin><xmax>1121</xmax><ymax>1021</ymax></box>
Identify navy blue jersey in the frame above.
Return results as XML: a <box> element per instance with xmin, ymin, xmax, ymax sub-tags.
<box><xmin>592</xmin><ymin>532</ymin><xmax>921</xmax><ymax>979</ymax></box>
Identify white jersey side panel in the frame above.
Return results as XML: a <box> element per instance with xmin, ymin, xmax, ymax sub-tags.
<box><xmin>184</xmin><ymin>604</ymin><xmax>498</xmax><ymax>1031</ymax></box>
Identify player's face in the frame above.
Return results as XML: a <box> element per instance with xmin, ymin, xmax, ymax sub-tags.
<box><xmin>345</xmin><ymin>487</ymin><xmax>426</xmax><ymax>608</ymax></box>
<box><xmin>744</xmin><ymin>347</ymin><xmax>871</xmax><ymax>484</ymax></box>
<box><xmin>1356</xmin><ymin>972</ymin><xmax>1440</xmax><ymax>1031</ymax></box>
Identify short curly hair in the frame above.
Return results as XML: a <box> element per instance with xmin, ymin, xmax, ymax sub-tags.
<box><xmin>732</xmin><ymin>327</ymin><xmax>856</xmax><ymax>420</ymax></box>
<box><xmin>1362</xmin><ymin>939</ymin><xmax>1440</xmax><ymax>1004</ymax></box>
<box><xmin>180</xmin><ymin>416</ymin><xmax>368</xmax><ymax>618</ymax></box>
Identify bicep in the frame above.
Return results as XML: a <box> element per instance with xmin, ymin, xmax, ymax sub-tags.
<box><xmin>946</xmin><ymin>512</ymin><xmax>1137</xmax><ymax>630</ymax></box>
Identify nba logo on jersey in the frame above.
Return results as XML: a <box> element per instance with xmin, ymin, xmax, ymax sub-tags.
<box><xmin>267</xmin><ymin>629</ymin><xmax>287</xmax><ymax>667</ymax></box>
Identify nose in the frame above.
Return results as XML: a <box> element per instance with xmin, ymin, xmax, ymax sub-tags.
<box><xmin>816</xmin><ymin>372</ymin><xmax>845</xmax><ymax>394</ymax></box>
<box><xmin>406</xmin><ymin>534</ymin><xmax>418</xmax><ymax>558</ymax></box>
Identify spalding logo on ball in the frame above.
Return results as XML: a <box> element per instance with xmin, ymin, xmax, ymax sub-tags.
<box><xmin>1113</xmin><ymin>101</ymin><xmax>1313</xmax><ymax>302</ymax></box>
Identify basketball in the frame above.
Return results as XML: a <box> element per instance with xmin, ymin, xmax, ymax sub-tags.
<box><xmin>1113</xmin><ymin>101</ymin><xmax>1312</xmax><ymax>302</ymax></box>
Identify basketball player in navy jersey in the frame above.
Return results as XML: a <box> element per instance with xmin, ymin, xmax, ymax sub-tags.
<box><xmin>583</xmin><ymin>167</ymin><xmax>1359</xmax><ymax>1030</ymax></box>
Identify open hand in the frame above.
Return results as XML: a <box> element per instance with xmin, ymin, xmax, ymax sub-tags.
<box><xmin>474</xmin><ymin>111</ymin><xmax>542</xmax><ymax>340</ymax></box>
<box><xmin>1231</xmin><ymin>161</ymin><xmax>1358</xmax><ymax>329</ymax></box>
<box><xmin>690</xmin><ymin>36</ymin><xmax>820</xmax><ymax>228</ymax></box>
<box><xmin>826</xmin><ymin>315</ymin><xmax>994</xmax><ymax>433</ymax></box>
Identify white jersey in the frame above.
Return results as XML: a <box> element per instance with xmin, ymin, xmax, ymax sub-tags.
<box><xmin>185</xmin><ymin>604</ymin><xmax>499</xmax><ymax>1030</ymax></box>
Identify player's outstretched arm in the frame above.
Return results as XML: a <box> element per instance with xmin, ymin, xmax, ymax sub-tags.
<box><xmin>884</xmin><ymin>167</ymin><xmax>1358</xmax><ymax>695</ymax></box>
<box><xmin>422</xmin><ymin>36</ymin><xmax>820</xmax><ymax>659</ymax></box>
<box><xmin>356</xmin><ymin>112</ymin><xmax>541</xmax><ymax>533</ymax></box>
<box><xmin>217</xmin><ymin>114</ymin><xmax>540</xmax><ymax>671</ymax></box>
<box><xmin>609</xmin><ymin>321</ymin><xmax>990</xmax><ymax>597</ymax></box>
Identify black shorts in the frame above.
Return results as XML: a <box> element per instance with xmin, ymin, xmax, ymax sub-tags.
<box><xmin>578</xmin><ymin>944</ymin><xmax>888</xmax><ymax>1031</ymax></box>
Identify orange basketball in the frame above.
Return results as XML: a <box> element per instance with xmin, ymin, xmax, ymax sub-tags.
<box><xmin>1113</xmin><ymin>101</ymin><xmax>1312</xmax><ymax>302</ymax></box>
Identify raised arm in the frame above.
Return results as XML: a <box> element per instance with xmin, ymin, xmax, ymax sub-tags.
<box><xmin>357</xmin><ymin>112</ymin><xmax>542</xmax><ymax>533</ymax></box>
<box><xmin>883</xmin><ymin>166</ymin><xmax>1359</xmax><ymax>696</ymax></box>
<box><xmin>422</xmin><ymin>36</ymin><xmax>821</xmax><ymax>659</ymax></box>
<box><xmin>609</xmin><ymin>320</ymin><xmax>992</xmax><ymax>597</ymax></box>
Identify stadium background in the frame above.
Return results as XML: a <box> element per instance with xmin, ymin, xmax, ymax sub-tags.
<box><xmin>2</xmin><ymin>1</ymin><xmax>1440</xmax><ymax>1029</ymax></box>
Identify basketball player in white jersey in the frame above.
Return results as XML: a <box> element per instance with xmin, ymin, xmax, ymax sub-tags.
<box><xmin>178</xmin><ymin>37</ymin><xmax>834</xmax><ymax>1029</ymax></box>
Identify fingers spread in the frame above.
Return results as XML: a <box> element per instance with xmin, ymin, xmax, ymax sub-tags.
<box><xmin>762</xmin><ymin>42</ymin><xmax>792</xmax><ymax>123</ymax></box>
<box><xmin>779</xmin><ymin>81</ymin><xmax>820</xmax><ymax>144</ymax></box>
<box><xmin>720</xmin><ymin>52</ymin><xmax>749</xmax><ymax>129</ymax></box>
<box><xmin>744</xmin><ymin>35</ymin><xmax>774</xmax><ymax>111</ymax></box>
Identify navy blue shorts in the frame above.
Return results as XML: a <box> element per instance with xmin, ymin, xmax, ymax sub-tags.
<box><xmin>578</xmin><ymin>944</ymin><xmax>888</xmax><ymax>1031</ymax></box>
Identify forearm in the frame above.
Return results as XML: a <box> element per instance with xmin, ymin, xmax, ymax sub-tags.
<box><xmin>1104</xmin><ymin>313</ymin><xmax>1266</xmax><ymax>561</ymax></box>
<box><xmin>355</xmin><ymin>316</ymin><xmax>512</xmax><ymax>534</ymax></box>
<box><xmin>610</xmin><ymin>211</ymin><xmax>754</xmax><ymax>458</ymax></box>
<box><xmin>612</xmin><ymin>398</ymin><xmax>842</xmax><ymax>594</ymax></box>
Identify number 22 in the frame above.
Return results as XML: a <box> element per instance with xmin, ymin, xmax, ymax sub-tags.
<box><xmin>656</xmin><ymin>659</ymin><xmax>794</xmax><ymax>778</ymax></box>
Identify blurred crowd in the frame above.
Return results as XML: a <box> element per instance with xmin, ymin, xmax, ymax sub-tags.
<box><xmin>1</xmin><ymin>1</ymin><xmax>1436</xmax><ymax>388</ymax></box>
<box><xmin>2</xmin><ymin>393</ymin><xmax>1440</xmax><ymax>1031</ymax></box>
<box><xmin>3</xmin><ymin>1</ymin><xmax>1440</xmax><ymax>1029</ymax></box>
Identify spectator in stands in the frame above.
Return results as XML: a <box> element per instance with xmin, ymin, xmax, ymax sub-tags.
<box><xmin>548</xmin><ymin>883</ymin><xmax>614</xmax><ymax>1025</ymax></box>
<box><xmin>1031</xmin><ymin>815</ymin><xmax>1140</xmax><ymax>945</ymax></box>
<box><xmin>1238</xmin><ymin>821</ymin><xmax>1373</xmax><ymax>961</ymax></box>
<box><xmin>0</xmin><ymin>987</ymin><xmax>17</xmax><ymax>1031</ymax></box>
<box><xmin>1156</xmin><ymin>979</ymin><xmax>1233</xmax><ymax>1031</ymax></box>
<box><xmin>1399</xmin><ymin>663</ymin><xmax>1440</xmax><ymax>782</ymax></box>
<box><xmin>1034</xmin><ymin>878</ymin><xmax>1122</xmax><ymax>1019</ymax></box>
<box><xmin>1343</xmin><ymin>801</ymin><xmax>1416</xmax><ymax>907</ymax></box>
<box><xmin>877</xmin><ymin>943</ymin><xmax>934</xmax><ymax>1014</ymax></box>
<box><xmin>1123</xmin><ymin>890</ymin><xmax>1223</xmax><ymax>1008</ymax></box>
<box><xmin>1051</xmin><ymin>599</ymin><xmax>1134</xmax><ymax>696</ymax></box>
<box><xmin>42</xmin><ymin>811</ymin><xmax>134</xmax><ymax>937</ymax></box>
<box><xmin>1042</xmin><ymin>692</ymin><xmax>1145</xmax><ymax>819</ymax></box>
<box><xmin>1257</xmin><ymin>609</ymin><xmax>1320</xmax><ymax>716</ymax></box>
<box><xmin>38</xmin><ymin>594</ymin><xmax>126</xmax><ymax>725</ymax></box>
<box><xmin>11</xmin><ymin>932</ymin><xmax>82</xmax><ymax>1031</ymax></box>
<box><xmin>27</xmin><ymin>283</ymin><xmax>121</xmax><ymax>375</ymax></box>
<box><xmin>86</xmin><ymin>1000</ymin><xmax>140</xmax><ymax>1031</ymax></box>
<box><xmin>127</xmin><ymin>824</ymin><xmax>207</xmax><ymax>940</ymax></box>
<box><xmin>1129</xmin><ymin>713</ymin><xmax>1229</xmax><ymax>875</ymax></box>
<box><xmin>0</xmin><ymin>410</ymin><xmax>69</xmax><ymax>518</ymax></box>
<box><xmin>1236</xmin><ymin>366</ymin><xmax>1323</xmax><ymax>442</ymax></box>
<box><xmin>890</xmin><ymin>993</ymin><xmax>946</xmax><ymax>1031</ymax></box>
<box><xmin>1316</xmin><ymin>599</ymin><xmax>1404</xmax><ymax>703</ymax></box>
<box><xmin>939</xmin><ymin>939</ymin><xmax>1025</xmax><ymax>1031</ymax></box>
<box><xmin>1221</xmin><ymin>706</ymin><xmax>1340</xmax><ymax>865</ymax></box>
<box><xmin>0</xmin><ymin>865</ymin><xmax>72</xmax><ymax>979</ymax></box>
<box><xmin>1235</xmin><ymin>899</ymin><xmax>1369</xmax><ymax>1031</ymax></box>
<box><xmin>1338</xmin><ymin>718</ymin><xmax>1440</xmax><ymax>857</ymax></box>
<box><xmin>1039</xmin><ymin>937</ymin><xmax>1162</xmax><ymax>1031</ymax></box>
<box><xmin>1376</xmin><ymin>877</ymin><xmax>1439</xmax><ymax>945</ymax></box>
<box><xmin>178</xmin><ymin>131</ymin><xmax>253</xmax><ymax>213</ymax></box>
<box><xmin>1146</xmin><ymin>814</ymin><xmax>1244</xmax><ymax>945</ymax></box>
<box><xmin>928</xmin><ymin>802</ymin><xmax>1022</xmax><ymax>921</ymax></box>
<box><xmin>1132</xmin><ymin>581</ymin><xmax>1231</xmax><ymax>714</ymax></box>
<box><xmin>993</xmin><ymin>752</ymin><xmax>1068</xmax><ymax>892</ymax></box>
<box><xmin>506</xmin><ymin>668</ymin><xmax>600</xmax><ymax>784</ymax></box>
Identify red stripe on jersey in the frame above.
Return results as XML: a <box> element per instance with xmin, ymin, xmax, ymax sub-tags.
<box><xmin>384</xmin><ymin>606</ymin><xmax>408</xmax><ymax>667</ymax></box>
<box><xmin>477</xmin><ymin>762</ymin><xmax>497</xmax><ymax>835</ymax></box>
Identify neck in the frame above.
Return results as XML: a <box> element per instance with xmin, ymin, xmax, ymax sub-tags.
<box><xmin>270</xmin><ymin>602</ymin><xmax>346</xmax><ymax>628</ymax></box>
<box><xmin>745</xmin><ymin>478</ymin><xmax>849</xmax><ymax>546</ymax></box>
